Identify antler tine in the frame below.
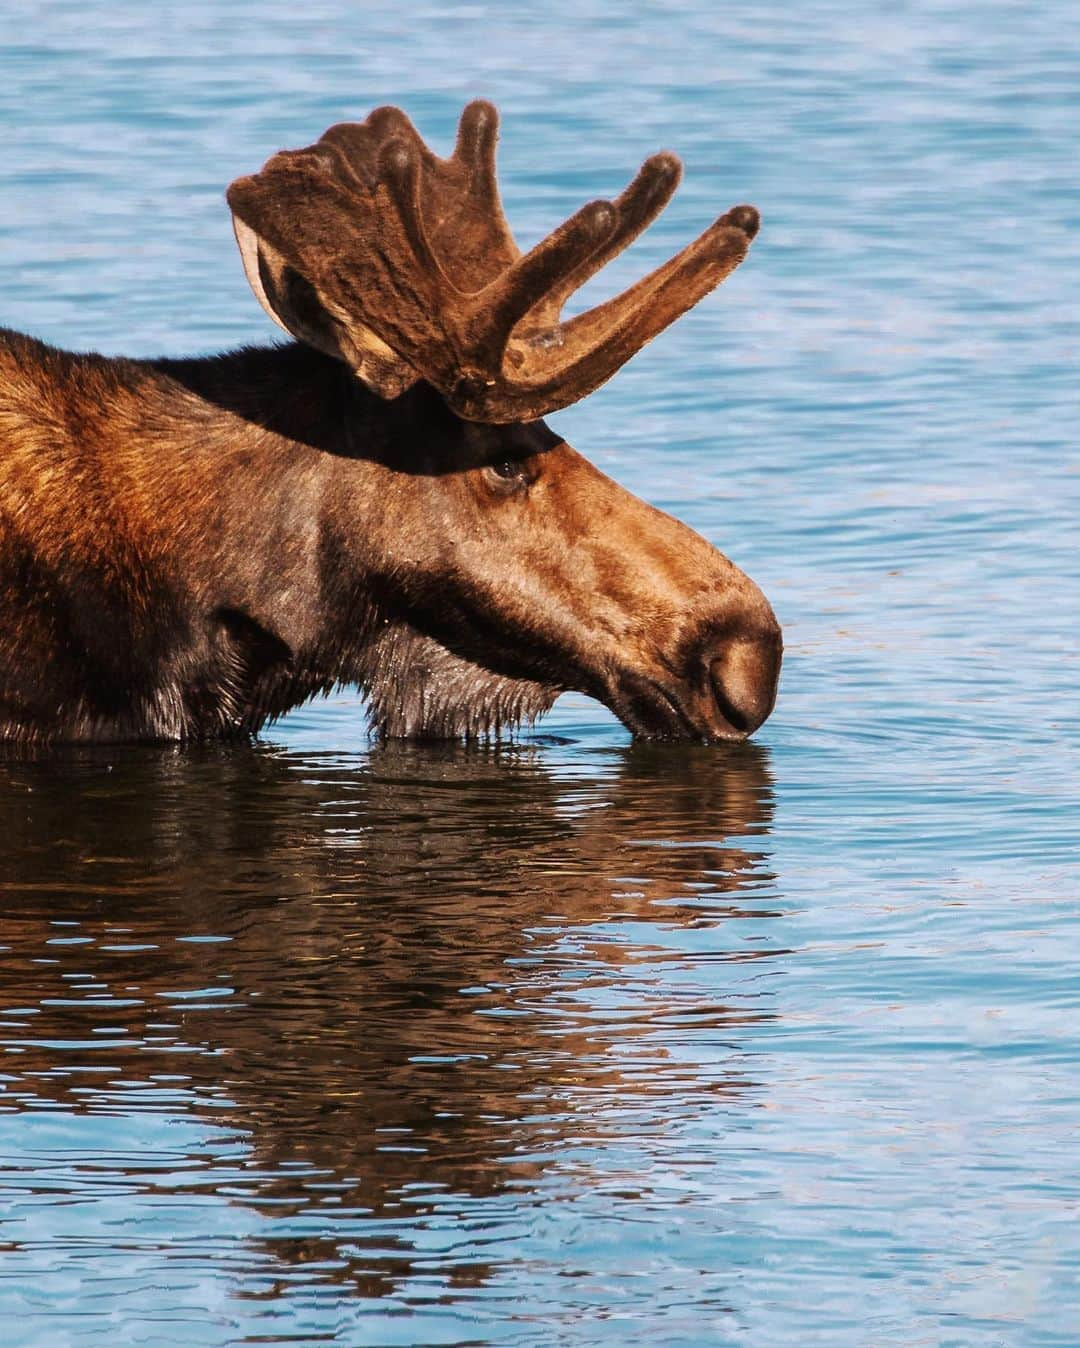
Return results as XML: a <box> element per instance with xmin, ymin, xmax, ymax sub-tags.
<box><xmin>521</xmin><ymin>151</ymin><xmax>682</xmax><ymax>335</ymax></box>
<box><xmin>461</xmin><ymin>198</ymin><xmax>618</xmax><ymax>371</ymax></box>
<box><xmin>452</xmin><ymin>100</ymin><xmax>502</xmax><ymax>216</ymax></box>
<box><xmin>458</xmin><ymin>208</ymin><xmax>757</xmax><ymax>421</ymax></box>
<box><xmin>320</xmin><ymin>105</ymin><xmax>436</xmax><ymax>189</ymax></box>
<box><xmin>411</xmin><ymin>99</ymin><xmax>519</xmax><ymax>289</ymax></box>
<box><xmin>318</xmin><ymin>123</ymin><xmax>379</xmax><ymax>189</ymax></box>
<box><xmin>367</xmin><ymin>105</ymin><xmax>443</xmax><ymax>172</ymax></box>
<box><xmin>560</xmin><ymin>204</ymin><xmax>758</xmax><ymax>349</ymax></box>
<box><xmin>376</xmin><ymin>138</ymin><xmax>452</xmax><ymax>295</ymax></box>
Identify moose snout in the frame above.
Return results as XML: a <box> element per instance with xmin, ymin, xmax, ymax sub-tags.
<box><xmin>704</xmin><ymin>618</ymin><xmax>783</xmax><ymax>739</ymax></box>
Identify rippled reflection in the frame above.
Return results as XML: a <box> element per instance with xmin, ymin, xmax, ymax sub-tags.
<box><xmin>0</xmin><ymin>740</ymin><xmax>779</xmax><ymax>1305</ymax></box>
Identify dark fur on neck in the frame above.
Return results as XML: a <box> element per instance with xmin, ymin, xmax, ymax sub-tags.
<box><xmin>357</xmin><ymin>622</ymin><xmax>558</xmax><ymax>740</ymax></box>
<box><xmin>0</xmin><ymin>333</ymin><xmax>560</xmax><ymax>744</ymax></box>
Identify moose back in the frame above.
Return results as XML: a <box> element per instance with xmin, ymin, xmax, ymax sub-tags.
<box><xmin>0</xmin><ymin>101</ymin><xmax>781</xmax><ymax>744</ymax></box>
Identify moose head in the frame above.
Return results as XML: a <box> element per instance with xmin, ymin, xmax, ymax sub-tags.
<box><xmin>222</xmin><ymin>101</ymin><xmax>781</xmax><ymax>742</ymax></box>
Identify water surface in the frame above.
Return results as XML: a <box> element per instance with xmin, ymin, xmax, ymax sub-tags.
<box><xmin>0</xmin><ymin>2</ymin><xmax>1077</xmax><ymax>1343</ymax></box>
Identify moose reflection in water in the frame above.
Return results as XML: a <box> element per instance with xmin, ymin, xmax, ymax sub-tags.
<box><xmin>0</xmin><ymin>740</ymin><xmax>781</xmax><ymax>1299</ymax></box>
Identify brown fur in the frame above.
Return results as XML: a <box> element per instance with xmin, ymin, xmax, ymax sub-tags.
<box><xmin>0</xmin><ymin>330</ymin><xmax>779</xmax><ymax>743</ymax></box>
<box><xmin>0</xmin><ymin>104</ymin><xmax>782</xmax><ymax>744</ymax></box>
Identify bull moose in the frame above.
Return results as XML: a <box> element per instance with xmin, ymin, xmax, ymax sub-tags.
<box><xmin>0</xmin><ymin>101</ymin><xmax>781</xmax><ymax>744</ymax></box>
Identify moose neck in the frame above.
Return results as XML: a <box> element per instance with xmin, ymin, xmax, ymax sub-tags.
<box><xmin>153</xmin><ymin>341</ymin><xmax>373</xmax><ymax>460</ymax></box>
<box><xmin>144</xmin><ymin>342</ymin><xmax>554</xmax><ymax>740</ymax></box>
<box><xmin>139</xmin><ymin>344</ymin><xmax>400</xmax><ymax>726</ymax></box>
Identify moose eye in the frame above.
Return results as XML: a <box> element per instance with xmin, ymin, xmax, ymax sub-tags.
<box><xmin>485</xmin><ymin>458</ymin><xmax>531</xmax><ymax>491</ymax></box>
<box><xmin>490</xmin><ymin>459</ymin><xmax>524</xmax><ymax>480</ymax></box>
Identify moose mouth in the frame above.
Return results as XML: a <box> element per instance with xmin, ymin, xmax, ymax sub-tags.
<box><xmin>602</xmin><ymin>670</ymin><xmax>753</xmax><ymax>743</ymax></box>
<box><xmin>601</xmin><ymin>633</ymin><xmax>782</xmax><ymax>743</ymax></box>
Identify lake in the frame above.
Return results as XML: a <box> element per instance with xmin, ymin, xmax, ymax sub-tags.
<box><xmin>0</xmin><ymin>1</ymin><xmax>1077</xmax><ymax>1343</ymax></box>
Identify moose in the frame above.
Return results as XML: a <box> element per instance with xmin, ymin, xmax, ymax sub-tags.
<box><xmin>0</xmin><ymin>101</ymin><xmax>781</xmax><ymax>744</ymax></box>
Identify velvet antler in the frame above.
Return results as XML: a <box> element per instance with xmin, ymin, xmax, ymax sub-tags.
<box><xmin>227</xmin><ymin>101</ymin><xmax>759</xmax><ymax>423</ymax></box>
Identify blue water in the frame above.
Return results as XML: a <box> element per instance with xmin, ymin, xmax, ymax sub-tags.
<box><xmin>0</xmin><ymin>2</ymin><xmax>1077</xmax><ymax>1343</ymax></box>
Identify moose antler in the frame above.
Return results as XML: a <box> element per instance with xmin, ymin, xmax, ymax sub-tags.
<box><xmin>227</xmin><ymin>101</ymin><xmax>759</xmax><ymax>423</ymax></box>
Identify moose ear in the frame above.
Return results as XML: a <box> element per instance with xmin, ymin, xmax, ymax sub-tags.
<box><xmin>229</xmin><ymin>213</ymin><xmax>418</xmax><ymax>400</ymax></box>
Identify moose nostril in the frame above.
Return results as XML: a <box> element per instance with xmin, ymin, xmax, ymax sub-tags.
<box><xmin>709</xmin><ymin>670</ymin><xmax>753</xmax><ymax>735</ymax></box>
<box><xmin>709</xmin><ymin>632</ymin><xmax>781</xmax><ymax>737</ymax></box>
